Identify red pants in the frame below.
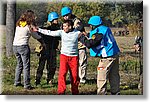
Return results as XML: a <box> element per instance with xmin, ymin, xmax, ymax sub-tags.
<box><xmin>58</xmin><ymin>54</ymin><xmax>79</xmax><ymax>95</ymax></box>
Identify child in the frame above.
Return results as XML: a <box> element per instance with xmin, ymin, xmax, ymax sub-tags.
<box><xmin>13</xmin><ymin>10</ymin><xmax>45</xmax><ymax>90</ymax></box>
<box><xmin>33</xmin><ymin>20</ymin><xmax>81</xmax><ymax>94</ymax></box>
<box><xmin>35</xmin><ymin>12</ymin><xmax>61</xmax><ymax>86</ymax></box>
<box><xmin>61</xmin><ymin>6</ymin><xmax>87</xmax><ymax>84</ymax></box>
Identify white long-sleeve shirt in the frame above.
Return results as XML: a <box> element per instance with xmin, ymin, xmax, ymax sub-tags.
<box><xmin>13</xmin><ymin>25</ymin><xmax>41</xmax><ymax>46</ymax></box>
<box><xmin>38</xmin><ymin>28</ymin><xmax>80</xmax><ymax>56</ymax></box>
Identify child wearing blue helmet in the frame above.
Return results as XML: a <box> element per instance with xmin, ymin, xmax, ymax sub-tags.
<box><xmin>79</xmin><ymin>16</ymin><xmax>120</xmax><ymax>95</ymax></box>
<box><xmin>61</xmin><ymin>6</ymin><xmax>87</xmax><ymax>84</ymax></box>
<box><xmin>33</xmin><ymin>20</ymin><xmax>82</xmax><ymax>95</ymax></box>
<box><xmin>35</xmin><ymin>12</ymin><xmax>61</xmax><ymax>86</ymax></box>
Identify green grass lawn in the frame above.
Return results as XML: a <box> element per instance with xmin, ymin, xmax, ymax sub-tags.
<box><xmin>1</xmin><ymin>51</ymin><xmax>141</xmax><ymax>95</ymax></box>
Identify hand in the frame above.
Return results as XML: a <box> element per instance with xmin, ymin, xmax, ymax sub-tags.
<box><xmin>31</xmin><ymin>25</ymin><xmax>38</xmax><ymax>32</ymax></box>
<box><xmin>82</xmin><ymin>31</ymin><xmax>87</xmax><ymax>36</ymax></box>
<box><xmin>134</xmin><ymin>44</ymin><xmax>141</xmax><ymax>52</ymax></box>
<box><xmin>78</xmin><ymin>33</ymin><xmax>84</xmax><ymax>38</ymax></box>
<box><xmin>78</xmin><ymin>32</ymin><xmax>88</xmax><ymax>38</ymax></box>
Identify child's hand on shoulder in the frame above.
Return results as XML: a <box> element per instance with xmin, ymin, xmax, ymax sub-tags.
<box><xmin>30</xmin><ymin>25</ymin><xmax>38</xmax><ymax>32</ymax></box>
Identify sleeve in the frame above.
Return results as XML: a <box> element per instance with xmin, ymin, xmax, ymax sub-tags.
<box><xmin>27</xmin><ymin>25</ymin><xmax>41</xmax><ymax>39</ymax></box>
<box><xmin>79</xmin><ymin>33</ymin><xmax>103</xmax><ymax>48</ymax></box>
<box><xmin>38</xmin><ymin>28</ymin><xmax>61</xmax><ymax>37</ymax></box>
<box><xmin>31</xmin><ymin>31</ymin><xmax>42</xmax><ymax>40</ymax></box>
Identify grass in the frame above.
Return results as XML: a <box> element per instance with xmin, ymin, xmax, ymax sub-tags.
<box><xmin>1</xmin><ymin>51</ymin><xmax>141</xmax><ymax>95</ymax></box>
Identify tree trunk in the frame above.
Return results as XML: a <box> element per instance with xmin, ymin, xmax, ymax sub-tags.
<box><xmin>6</xmin><ymin>0</ymin><xmax>16</xmax><ymax>58</ymax></box>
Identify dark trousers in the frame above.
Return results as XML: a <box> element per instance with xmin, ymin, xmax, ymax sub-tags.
<box><xmin>35</xmin><ymin>48</ymin><xmax>57</xmax><ymax>83</ymax></box>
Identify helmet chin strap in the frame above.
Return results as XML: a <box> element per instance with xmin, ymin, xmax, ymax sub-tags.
<box><xmin>91</xmin><ymin>24</ymin><xmax>102</xmax><ymax>30</ymax></box>
<box><xmin>92</xmin><ymin>26</ymin><xmax>97</xmax><ymax>30</ymax></box>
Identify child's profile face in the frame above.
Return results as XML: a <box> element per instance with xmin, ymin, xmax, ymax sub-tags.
<box><xmin>63</xmin><ymin>23</ymin><xmax>71</xmax><ymax>33</ymax></box>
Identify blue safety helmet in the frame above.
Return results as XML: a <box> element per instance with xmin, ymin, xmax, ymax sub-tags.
<box><xmin>88</xmin><ymin>16</ymin><xmax>103</xmax><ymax>26</ymax></box>
<box><xmin>61</xmin><ymin>6</ymin><xmax>72</xmax><ymax>16</ymax></box>
<box><xmin>48</xmin><ymin>12</ymin><xmax>59</xmax><ymax>22</ymax></box>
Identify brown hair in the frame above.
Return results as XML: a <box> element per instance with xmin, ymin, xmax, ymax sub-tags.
<box><xmin>16</xmin><ymin>10</ymin><xmax>36</xmax><ymax>27</ymax></box>
<box><xmin>63</xmin><ymin>20</ymin><xmax>74</xmax><ymax>27</ymax></box>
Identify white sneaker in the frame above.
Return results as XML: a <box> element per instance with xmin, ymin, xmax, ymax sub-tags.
<box><xmin>80</xmin><ymin>79</ymin><xmax>86</xmax><ymax>84</ymax></box>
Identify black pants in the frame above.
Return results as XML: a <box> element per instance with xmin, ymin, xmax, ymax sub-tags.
<box><xmin>35</xmin><ymin>48</ymin><xmax>57</xmax><ymax>83</ymax></box>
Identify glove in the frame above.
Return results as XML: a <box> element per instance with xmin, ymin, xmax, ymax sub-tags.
<box><xmin>35</xmin><ymin>44</ymin><xmax>43</xmax><ymax>53</ymax></box>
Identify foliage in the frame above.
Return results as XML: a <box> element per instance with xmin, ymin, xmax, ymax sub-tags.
<box><xmin>46</xmin><ymin>2</ymin><xmax>105</xmax><ymax>25</ymax></box>
<box><xmin>109</xmin><ymin>2</ymin><xmax>142</xmax><ymax>27</ymax></box>
<box><xmin>14</xmin><ymin>1</ymin><xmax>143</xmax><ymax>27</ymax></box>
<box><xmin>127</xmin><ymin>23</ymin><xmax>139</xmax><ymax>36</ymax></box>
<box><xmin>16</xmin><ymin>2</ymin><xmax>48</xmax><ymax>26</ymax></box>
<box><xmin>120</xmin><ymin>60</ymin><xmax>140</xmax><ymax>73</ymax></box>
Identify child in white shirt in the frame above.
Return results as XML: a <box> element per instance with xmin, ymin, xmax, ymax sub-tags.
<box><xmin>13</xmin><ymin>10</ymin><xmax>45</xmax><ymax>90</ymax></box>
<box><xmin>33</xmin><ymin>20</ymin><xmax>81</xmax><ymax>94</ymax></box>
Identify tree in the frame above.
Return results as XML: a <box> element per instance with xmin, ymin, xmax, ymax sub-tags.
<box><xmin>6</xmin><ymin>0</ymin><xmax>16</xmax><ymax>57</ymax></box>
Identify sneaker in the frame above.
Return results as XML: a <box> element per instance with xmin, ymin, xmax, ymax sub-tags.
<box><xmin>35</xmin><ymin>80</ymin><xmax>40</xmax><ymax>86</ymax></box>
<box><xmin>111</xmin><ymin>92</ymin><xmax>120</xmax><ymax>95</ymax></box>
<box><xmin>80</xmin><ymin>79</ymin><xmax>86</xmax><ymax>84</ymax></box>
<box><xmin>47</xmin><ymin>80</ymin><xmax>53</xmax><ymax>86</ymax></box>
<box><xmin>14</xmin><ymin>83</ymin><xmax>24</xmax><ymax>87</ymax></box>
<box><xmin>97</xmin><ymin>88</ymin><xmax>107</xmax><ymax>95</ymax></box>
<box><xmin>24</xmin><ymin>86</ymin><xmax>35</xmax><ymax>90</ymax></box>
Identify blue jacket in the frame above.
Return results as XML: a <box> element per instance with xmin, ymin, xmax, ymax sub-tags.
<box><xmin>89</xmin><ymin>25</ymin><xmax>120</xmax><ymax>57</ymax></box>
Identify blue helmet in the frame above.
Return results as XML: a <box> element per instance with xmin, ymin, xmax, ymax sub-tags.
<box><xmin>48</xmin><ymin>12</ymin><xmax>59</xmax><ymax>22</ymax></box>
<box><xmin>88</xmin><ymin>16</ymin><xmax>103</xmax><ymax>26</ymax></box>
<box><xmin>61</xmin><ymin>6</ymin><xmax>72</xmax><ymax>16</ymax></box>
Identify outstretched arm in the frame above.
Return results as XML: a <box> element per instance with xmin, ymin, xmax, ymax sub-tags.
<box><xmin>38</xmin><ymin>28</ymin><xmax>61</xmax><ymax>37</ymax></box>
<box><xmin>32</xmin><ymin>26</ymin><xmax>61</xmax><ymax>37</ymax></box>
